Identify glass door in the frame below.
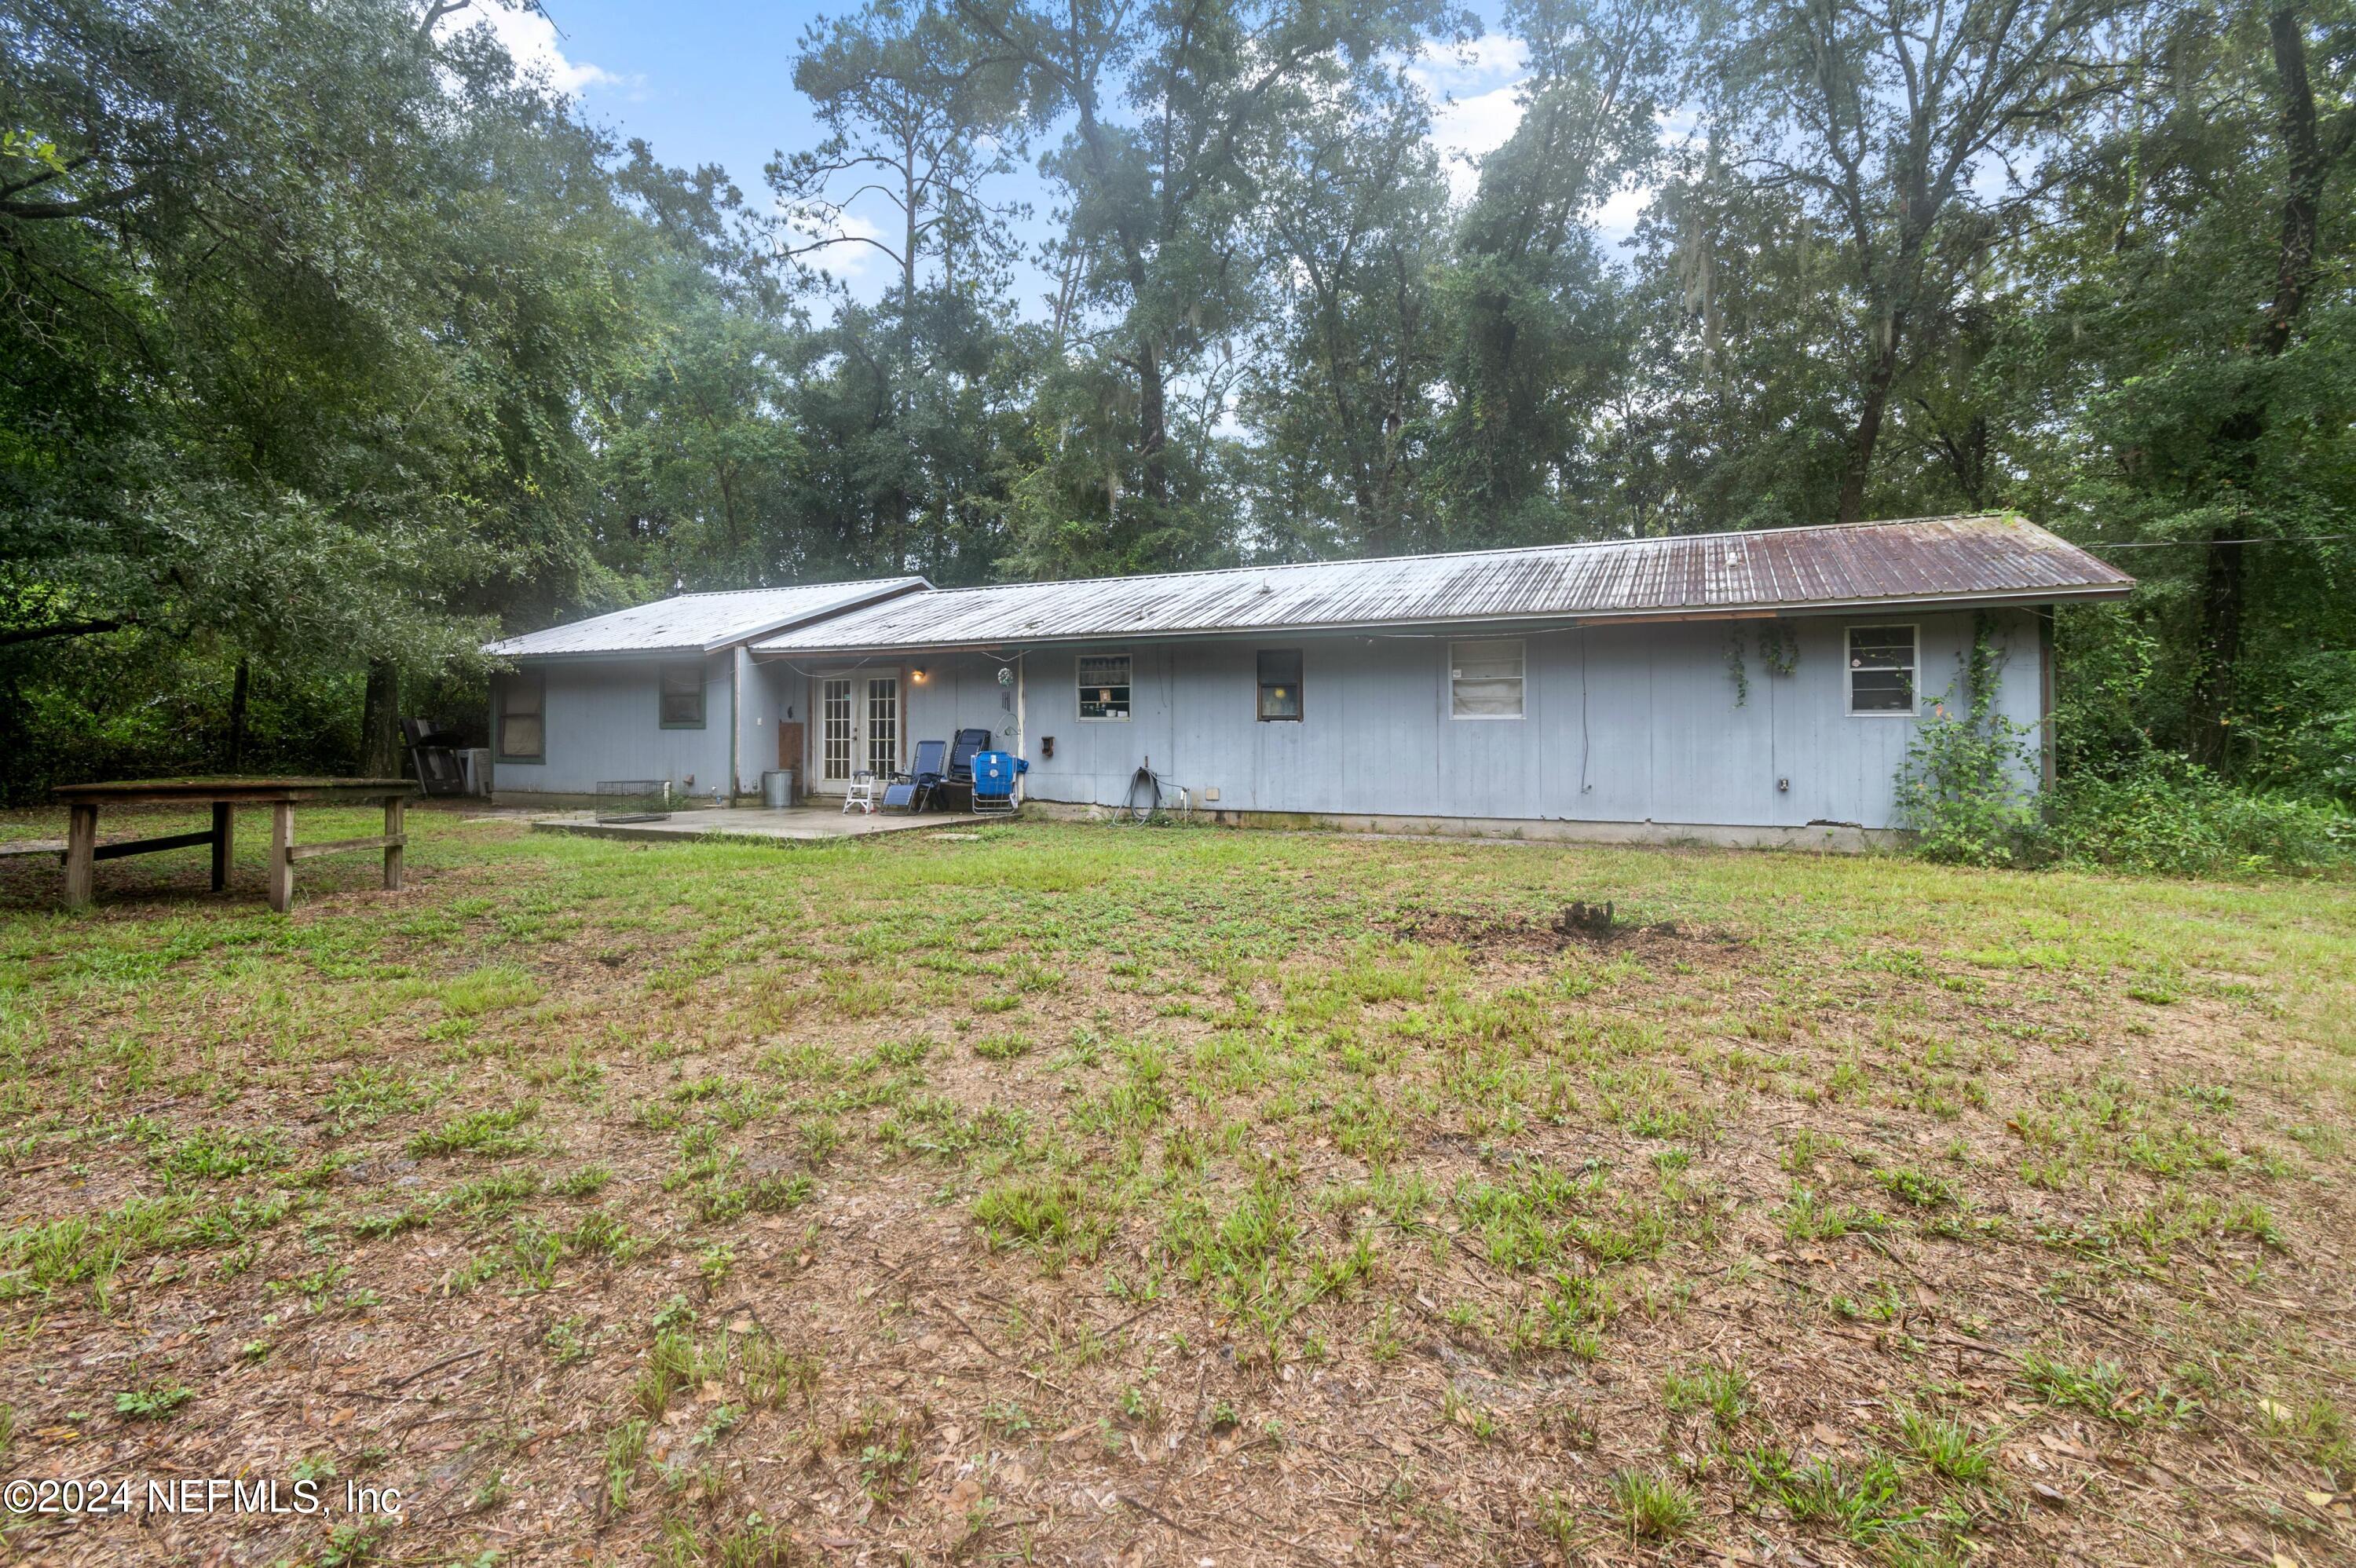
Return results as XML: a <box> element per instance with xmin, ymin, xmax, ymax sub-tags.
<box><xmin>816</xmin><ymin>673</ymin><xmax>900</xmax><ymax>789</ymax></box>
<box><xmin>821</xmin><ymin>678</ymin><xmax>854</xmax><ymax>784</ymax></box>
<box><xmin>865</xmin><ymin>677</ymin><xmax>899</xmax><ymax>778</ymax></box>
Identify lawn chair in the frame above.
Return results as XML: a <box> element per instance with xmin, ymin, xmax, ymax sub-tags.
<box><xmin>971</xmin><ymin>750</ymin><xmax>1028</xmax><ymax>817</ymax></box>
<box><xmin>843</xmin><ymin>770</ymin><xmax>879</xmax><ymax>814</ymax></box>
<box><xmin>883</xmin><ymin>739</ymin><xmax>947</xmax><ymax>813</ymax></box>
<box><xmin>938</xmin><ymin>728</ymin><xmax>993</xmax><ymax>809</ymax></box>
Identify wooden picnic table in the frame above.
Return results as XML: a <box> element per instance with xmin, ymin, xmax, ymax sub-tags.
<box><xmin>51</xmin><ymin>777</ymin><xmax>413</xmax><ymax>913</ymax></box>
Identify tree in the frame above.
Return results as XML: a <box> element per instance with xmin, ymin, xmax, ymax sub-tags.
<box><xmin>959</xmin><ymin>0</ymin><xmax>1464</xmax><ymax>574</ymax></box>
<box><xmin>1239</xmin><ymin>67</ymin><xmax>1450</xmax><ymax>557</ymax></box>
<box><xmin>2007</xmin><ymin>2</ymin><xmax>2356</xmax><ymax>779</ymax></box>
<box><xmin>1692</xmin><ymin>0</ymin><xmax>2140</xmax><ymax>524</ymax></box>
<box><xmin>1429</xmin><ymin>0</ymin><xmax>1670</xmax><ymax>542</ymax></box>
<box><xmin>0</xmin><ymin>0</ymin><xmax>642</xmax><ymax>790</ymax></box>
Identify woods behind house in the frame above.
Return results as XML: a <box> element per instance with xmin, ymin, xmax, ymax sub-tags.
<box><xmin>2</xmin><ymin>0</ymin><xmax>2351</xmax><ymax>857</ymax></box>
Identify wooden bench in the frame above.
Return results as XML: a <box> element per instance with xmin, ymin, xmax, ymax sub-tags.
<box><xmin>53</xmin><ymin>778</ymin><xmax>413</xmax><ymax>913</ymax></box>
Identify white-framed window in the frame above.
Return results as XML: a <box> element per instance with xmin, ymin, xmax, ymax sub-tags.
<box><xmin>1449</xmin><ymin>639</ymin><xmax>1524</xmax><ymax>719</ymax></box>
<box><xmin>1078</xmin><ymin>652</ymin><xmax>1131</xmax><ymax>721</ymax></box>
<box><xmin>1847</xmin><ymin>624</ymin><xmax>1919</xmax><ymax>715</ymax></box>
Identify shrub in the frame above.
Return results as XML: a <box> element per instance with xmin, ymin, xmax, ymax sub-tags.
<box><xmin>1894</xmin><ymin>619</ymin><xmax>2043</xmax><ymax>866</ymax></box>
<box><xmin>2048</xmin><ymin>752</ymin><xmax>2351</xmax><ymax>875</ymax></box>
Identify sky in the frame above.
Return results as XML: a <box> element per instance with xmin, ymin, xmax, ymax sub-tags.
<box><xmin>463</xmin><ymin>0</ymin><xmax>1648</xmax><ymax>312</ymax></box>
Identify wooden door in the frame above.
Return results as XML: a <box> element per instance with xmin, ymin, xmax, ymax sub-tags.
<box><xmin>777</xmin><ymin>722</ymin><xmax>804</xmax><ymax>773</ymax></box>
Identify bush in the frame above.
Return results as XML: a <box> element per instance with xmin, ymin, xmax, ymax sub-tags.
<box><xmin>2048</xmin><ymin>754</ymin><xmax>2352</xmax><ymax>876</ymax></box>
<box><xmin>1894</xmin><ymin>619</ymin><xmax>2042</xmax><ymax>866</ymax></box>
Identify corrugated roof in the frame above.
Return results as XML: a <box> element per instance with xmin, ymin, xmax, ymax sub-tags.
<box><xmin>752</xmin><ymin>515</ymin><xmax>2131</xmax><ymax>656</ymax></box>
<box><xmin>486</xmin><ymin>577</ymin><xmax>929</xmax><ymax>659</ymax></box>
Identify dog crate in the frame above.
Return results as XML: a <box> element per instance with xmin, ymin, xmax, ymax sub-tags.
<box><xmin>594</xmin><ymin>780</ymin><xmax>673</xmax><ymax>824</ymax></box>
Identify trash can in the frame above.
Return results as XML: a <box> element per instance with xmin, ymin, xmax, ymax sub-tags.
<box><xmin>761</xmin><ymin>769</ymin><xmax>795</xmax><ymax>808</ymax></box>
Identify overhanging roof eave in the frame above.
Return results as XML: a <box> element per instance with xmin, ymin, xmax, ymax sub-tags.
<box><xmin>749</xmin><ymin>581</ymin><xmax>2131</xmax><ymax>660</ymax></box>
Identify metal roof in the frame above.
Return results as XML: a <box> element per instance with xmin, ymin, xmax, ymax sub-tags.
<box><xmin>752</xmin><ymin>515</ymin><xmax>2131</xmax><ymax>656</ymax></box>
<box><xmin>485</xmin><ymin>577</ymin><xmax>929</xmax><ymax>660</ymax></box>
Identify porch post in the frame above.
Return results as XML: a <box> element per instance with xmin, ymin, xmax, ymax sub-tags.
<box><xmin>268</xmin><ymin>802</ymin><xmax>294</xmax><ymax>913</ymax></box>
<box><xmin>64</xmin><ymin>802</ymin><xmax>99</xmax><ymax>908</ymax></box>
<box><xmin>382</xmin><ymin>795</ymin><xmax>405</xmax><ymax>890</ymax></box>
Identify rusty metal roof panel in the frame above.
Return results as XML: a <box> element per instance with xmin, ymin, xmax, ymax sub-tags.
<box><xmin>753</xmin><ymin>515</ymin><xmax>2132</xmax><ymax>655</ymax></box>
<box><xmin>485</xmin><ymin>578</ymin><xmax>930</xmax><ymax>659</ymax></box>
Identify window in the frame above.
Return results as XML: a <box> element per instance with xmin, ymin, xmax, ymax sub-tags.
<box><xmin>1847</xmin><ymin>625</ymin><xmax>1918</xmax><ymax>715</ymax></box>
<box><xmin>1078</xmin><ymin>653</ymin><xmax>1131</xmax><ymax>721</ymax></box>
<box><xmin>1449</xmin><ymin>639</ymin><xmax>1524</xmax><ymax>719</ymax></box>
<box><xmin>821</xmin><ymin>678</ymin><xmax>853</xmax><ymax>781</ymax></box>
<box><xmin>659</xmin><ymin>661</ymin><xmax>704</xmax><ymax>728</ymax></box>
<box><xmin>866</xmin><ymin>676</ymin><xmax>899</xmax><ymax>776</ymax></box>
<box><xmin>1257</xmin><ymin>649</ymin><xmax>1302</xmax><ymax>721</ymax></box>
<box><xmin>497</xmin><ymin>670</ymin><xmax>545</xmax><ymax>761</ymax></box>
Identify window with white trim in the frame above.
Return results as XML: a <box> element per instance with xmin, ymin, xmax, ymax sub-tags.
<box><xmin>1449</xmin><ymin>639</ymin><xmax>1524</xmax><ymax>719</ymax></box>
<box><xmin>1847</xmin><ymin>625</ymin><xmax>1918</xmax><ymax>714</ymax></box>
<box><xmin>1078</xmin><ymin>653</ymin><xmax>1131</xmax><ymax>721</ymax></box>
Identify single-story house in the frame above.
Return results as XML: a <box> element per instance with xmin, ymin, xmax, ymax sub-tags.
<box><xmin>484</xmin><ymin>514</ymin><xmax>2133</xmax><ymax>846</ymax></box>
<box><xmin>479</xmin><ymin>576</ymin><xmax>927</xmax><ymax>803</ymax></box>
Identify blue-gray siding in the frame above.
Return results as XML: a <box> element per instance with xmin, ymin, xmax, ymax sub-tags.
<box><xmin>499</xmin><ymin>610</ymin><xmax>2043</xmax><ymax>833</ymax></box>
<box><xmin>887</xmin><ymin>610</ymin><xmax>2040</xmax><ymax>831</ymax></box>
<box><xmin>488</xmin><ymin>654</ymin><xmax>737</xmax><ymax>799</ymax></box>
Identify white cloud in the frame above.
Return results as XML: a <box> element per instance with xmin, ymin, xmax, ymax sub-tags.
<box><xmin>441</xmin><ymin>2</ymin><xmax>624</xmax><ymax>97</ymax></box>
<box><xmin>1403</xmin><ymin>38</ymin><xmax>1529</xmax><ymax>203</ymax></box>
<box><xmin>1428</xmin><ymin>83</ymin><xmax>1527</xmax><ymax>202</ymax></box>
<box><xmin>1590</xmin><ymin>182</ymin><xmax>1652</xmax><ymax>247</ymax></box>
<box><xmin>774</xmin><ymin>207</ymin><xmax>893</xmax><ymax>283</ymax></box>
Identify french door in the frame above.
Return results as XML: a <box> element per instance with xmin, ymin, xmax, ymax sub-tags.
<box><xmin>817</xmin><ymin>674</ymin><xmax>900</xmax><ymax>788</ymax></box>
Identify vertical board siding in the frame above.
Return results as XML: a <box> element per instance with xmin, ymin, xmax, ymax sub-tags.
<box><xmin>489</xmin><ymin>654</ymin><xmax>733</xmax><ymax>797</ymax></box>
<box><xmin>868</xmin><ymin>609</ymin><xmax>2040</xmax><ymax>831</ymax></box>
<box><xmin>507</xmin><ymin>610</ymin><xmax>2043</xmax><ymax>828</ymax></box>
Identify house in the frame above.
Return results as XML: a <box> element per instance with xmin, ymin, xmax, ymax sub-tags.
<box><xmin>479</xmin><ymin>577</ymin><xmax>927</xmax><ymax>801</ymax></box>
<box><xmin>485</xmin><ymin>514</ymin><xmax>2133</xmax><ymax>846</ymax></box>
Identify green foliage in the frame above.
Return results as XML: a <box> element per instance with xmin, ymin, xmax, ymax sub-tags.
<box><xmin>4</xmin><ymin>0</ymin><xmax>2351</xmax><ymax>842</ymax></box>
<box><xmin>1895</xmin><ymin>621</ymin><xmax>2043</xmax><ymax>866</ymax></box>
<box><xmin>2048</xmin><ymin>753</ymin><xmax>2351</xmax><ymax>876</ymax></box>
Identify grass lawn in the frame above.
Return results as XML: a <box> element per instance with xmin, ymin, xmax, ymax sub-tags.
<box><xmin>2</xmin><ymin>808</ymin><xmax>2353</xmax><ymax>1566</ymax></box>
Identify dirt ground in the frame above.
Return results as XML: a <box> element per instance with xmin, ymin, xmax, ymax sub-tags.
<box><xmin>1</xmin><ymin>807</ymin><xmax>2351</xmax><ymax>1566</ymax></box>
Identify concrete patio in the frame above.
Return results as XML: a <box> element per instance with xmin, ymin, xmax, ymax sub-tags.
<box><xmin>530</xmin><ymin>804</ymin><xmax>988</xmax><ymax>845</ymax></box>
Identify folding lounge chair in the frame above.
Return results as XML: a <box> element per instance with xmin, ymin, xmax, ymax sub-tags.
<box><xmin>971</xmin><ymin>750</ymin><xmax>1028</xmax><ymax>817</ymax></box>
<box><xmin>882</xmin><ymin>739</ymin><xmax>947</xmax><ymax>813</ymax></box>
<box><xmin>939</xmin><ymin>728</ymin><xmax>993</xmax><ymax>810</ymax></box>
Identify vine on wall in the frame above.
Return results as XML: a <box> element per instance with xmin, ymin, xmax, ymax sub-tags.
<box><xmin>1727</xmin><ymin>622</ymin><xmax>1800</xmax><ymax>707</ymax></box>
<box><xmin>1894</xmin><ymin>613</ymin><xmax>2043</xmax><ymax>864</ymax></box>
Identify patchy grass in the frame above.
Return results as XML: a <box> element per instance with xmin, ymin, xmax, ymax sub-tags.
<box><xmin>0</xmin><ymin>806</ymin><xmax>2351</xmax><ymax>1564</ymax></box>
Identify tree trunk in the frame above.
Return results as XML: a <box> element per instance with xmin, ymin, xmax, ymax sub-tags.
<box><xmin>1837</xmin><ymin>345</ymin><xmax>1902</xmax><ymax>525</ymax></box>
<box><xmin>2188</xmin><ymin>531</ymin><xmax>2248</xmax><ymax>769</ymax></box>
<box><xmin>2188</xmin><ymin>6</ymin><xmax>2326</xmax><ymax>766</ymax></box>
<box><xmin>227</xmin><ymin>658</ymin><xmax>251</xmax><ymax>772</ymax></box>
<box><xmin>1137</xmin><ymin>341</ymin><xmax>1168</xmax><ymax>506</ymax></box>
<box><xmin>360</xmin><ymin>660</ymin><xmax>402</xmax><ymax>779</ymax></box>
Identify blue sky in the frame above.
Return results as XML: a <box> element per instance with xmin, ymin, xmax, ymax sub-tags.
<box><xmin>463</xmin><ymin>0</ymin><xmax>1641</xmax><ymax>311</ymax></box>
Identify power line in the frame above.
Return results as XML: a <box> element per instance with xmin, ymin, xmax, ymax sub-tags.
<box><xmin>2080</xmin><ymin>532</ymin><xmax>2355</xmax><ymax>550</ymax></box>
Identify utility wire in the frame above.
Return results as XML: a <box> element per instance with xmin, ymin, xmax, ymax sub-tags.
<box><xmin>2079</xmin><ymin>533</ymin><xmax>2354</xmax><ymax>549</ymax></box>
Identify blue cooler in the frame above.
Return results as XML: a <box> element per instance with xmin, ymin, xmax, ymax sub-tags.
<box><xmin>971</xmin><ymin>751</ymin><xmax>1027</xmax><ymax>815</ymax></box>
